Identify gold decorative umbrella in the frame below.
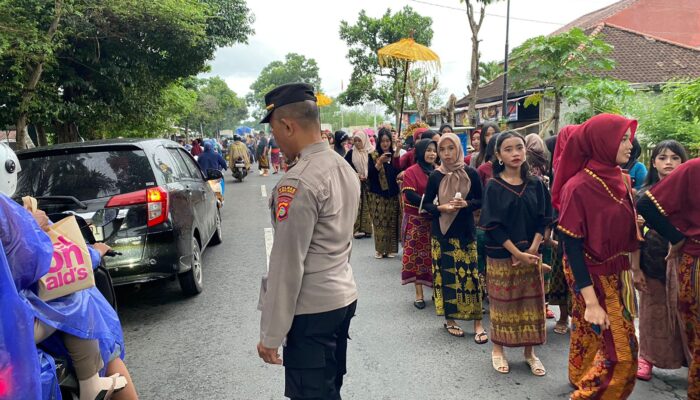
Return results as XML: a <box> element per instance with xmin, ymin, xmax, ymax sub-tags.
<box><xmin>378</xmin><ymin>38</ymin><xmax>440</xmax><ymax>134</ymax></box>
<box><xmin>315</xmin><ymin>92</ymin><xmax>333</xmax><ymax>107</ymax></box>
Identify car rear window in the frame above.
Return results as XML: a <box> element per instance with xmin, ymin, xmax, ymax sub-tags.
<box><xmin>16</xmin><ymin>149</ymin><xmax>156</xmax><ymax>201</ymax></box>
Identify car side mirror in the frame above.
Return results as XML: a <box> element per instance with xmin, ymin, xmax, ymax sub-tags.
<box><xmin>206</xmin><ymin>169</ymin><xmax>223</xmax><ymax>181</ymax></box>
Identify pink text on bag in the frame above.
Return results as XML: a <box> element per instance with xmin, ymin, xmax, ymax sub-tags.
<box><xmin>45</xmin><ymin>235</ymin><xmax>90</xmax><ymax>290</ymax></box>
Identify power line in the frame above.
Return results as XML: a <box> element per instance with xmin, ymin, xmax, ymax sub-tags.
<box><xmin>408</xmin><ymin>0</ymin><xmax>567</xmax><ymax>26</ymax></box>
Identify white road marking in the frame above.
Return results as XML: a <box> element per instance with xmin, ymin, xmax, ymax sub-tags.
<box><xmin>261</xmin><ymin>184</ymin><xmax>267</xmax><ymax>198</ymax></box>
<box><xmin>264</xmin><ymin>227</ymin><xmax>274</xmax><ymax>271</ymax></box>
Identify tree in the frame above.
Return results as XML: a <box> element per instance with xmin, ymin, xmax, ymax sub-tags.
<box><xmin>461</xmin><ymin>0</ymin><xmax>500</xmax><ymax>126</ymax></box>
<box><xmin>0</xmin><ymin>0</ymin><xmax>254</xmax><ymax>147</ymax></box>
<box><xmin>247</xmin><ymin>53</ymin><xmax>322</xmax><ymax>119</ymax></box>
<box><xmin>195</xmin><ymin>77</ymin><xmax>247</xmax><ymax>136</ymax></box>
<box><xmin>562</xmin><ymin>78</ymin><xmax>634</xmax><ymax>124</ymax></box>
<box><xmin>406</xmin><ymin>70</ymin><xmax>439</xmax><ymax>122</ymax></box>
<box><xmin>339</xmin><ymin>6</ymin><xmax>433</xmax><ymax>128</ymax></box>
<box><xmin>479</xmin><ymin>60</ymin><xmax>501</xmax><ymax>84</ymax></box>
<box><xmin>626</xmin><ymin>80</ymin><xmax>700</xmax><ymax>153</ymax></box>
<box><xmin>509</xmin><ymin>27</ymin><xmax>614</xmax><ymax>134</ymax></box>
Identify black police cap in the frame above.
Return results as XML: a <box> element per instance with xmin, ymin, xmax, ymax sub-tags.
<box><xmin>260</xmin><ymin>83</ymin><xmax>317</xmax><ymax>124</ymax></box>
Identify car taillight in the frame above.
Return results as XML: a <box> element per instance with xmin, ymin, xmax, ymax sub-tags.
<box><xmin>106</xmin><ymin>186</ymin><xmax>169</xmax><ymax>227</ymax></box>
<box><xmin>146</xmin><ymin>187</ymin><xmax>168</xmax><ymax>227</ymax></box>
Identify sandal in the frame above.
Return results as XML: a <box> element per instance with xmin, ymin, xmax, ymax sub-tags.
<box><xmin>526</xmin><ymin>356</ymin><xmax>546</xmax><ymax>376</ymax></box>
<box><xmin>96</xmin><ymin>374</ymin><xmax>127</xmax><ymax>400</ymax></box>
<box><xmin>492</xmin><ymin>353</ymin><xmax>509</xmax><ymax>374</ymax></box>
<box><xmin>474</xmin><ymin>331</ymin><xmax>489</xmax><ymax>344</ymax></box>
<box><xmin>443</xmin><ymin>323</ymin><xmax>465</xmax><ymax>337</ymax></box>
<box><xmin>386</xmin><ymin>253</ymin><xmax>397</xmax><ymax>258</ymax></box>
<box><xmin>554</xmin><ymin>321</ymin><xmax>569</xmax><ymax>335</ymax></box>
<box><xmin>414</xmin><ymin>299</ymin><xmax>426</xmax><ymax>309</ymax></box>
<box><xmin>353</xmin><ymin>232</ymin><xmax>366</xmax><ymax>239</ymax></box>
<box><xmin>636</xmin><ymin>358</ymin><xmax>653</xmax><ymax>381</ymax></box>
<box><xmin>374</xmin><ymin>252</ymin><xmax>384</xmax><ymax>259</ymax></box>
<box><xmin>546</xmin><ymin>307</ymin><xmax>556</xmax><ymax>319</ymax></box>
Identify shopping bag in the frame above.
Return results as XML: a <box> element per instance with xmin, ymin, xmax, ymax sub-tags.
<box><xmin>22</xmin><ymin>197</ymin><xmax>95</xmax><ymax>301</ymax></box>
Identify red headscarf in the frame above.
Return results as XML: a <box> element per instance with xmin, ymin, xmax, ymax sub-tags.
<box><xmin>551</xmin><ymin>114</ymin><xmax>637</xmax><ymax>210</ymax></box>
<box><xmin>551</xmin><ymin>124</ymin><xmax>577</xmax><ymax>175</ymax></box>
<box><xmin>413</xmin><ymin>127</ymin><xmax>429</xmax><ymax>142</ymax></box>
<box><xmin>646</xmin><ymin>158</ymin><xmax>700</xmax><ymax>256</ymax></box>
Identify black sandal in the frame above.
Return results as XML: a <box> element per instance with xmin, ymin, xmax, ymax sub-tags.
<box><xmin>414</xmin><ymin>299</ymin><xmax>426</xmax><ymax>309</ymax></box>
<box><xmin>474</xmin><ymin>331</ymin><xmax>489</xmax><ymax>344</ymax></box>
<box><xmin>443</xmin><ymin>323</ymin><xmax>465</xmax><ymax>337</ymax></box>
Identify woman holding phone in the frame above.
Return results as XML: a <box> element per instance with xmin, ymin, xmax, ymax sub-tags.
<box><xmin>367</xmin><ymin>128</ymin><xmax>401</xmax><ymax>258</ymax></box>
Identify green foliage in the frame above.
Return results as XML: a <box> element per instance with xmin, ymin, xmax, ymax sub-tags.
<box><xmin>0</xmin><ymin>0</ymin><xmax>254</xmax><ymax>143</ymax></box>
<box><xmin>338</xmin><ymin>6</ymin><xmax>433</xmax><ymax>116</ymax></box>
<box><xmin>478</xmin><ymin>60</ymin><xmax>501</xmax><ymax>85</ymax></box>
<box><xmin>509</xmin><ymin>27</ymin><xmax>614</xmax><ymax>132</ymax></box>
<box><xmin>318</xmin><ymin>99</ymin><xmax>388</xmax><ymax>131</ymax></box>
<box><xmin>247</xmin><ymin>53</ymin><xmax>322</xmax><ymax>119</ymax></box>
<box><xmin>563</xmin><ymin>78</ymin><xmax>635</xmax><ymax>124</ymax></box>
<box><xmin>626</xmin><ymin>80</ymin><xmax>700</xmax><ymax>153</ymax></box>
<box><xmin>510</xmin><ymin>28</ymin><xmax>614</xmax><ymax>95</ymax></box>
<box><xmin>195</xmin><ymin>76</ymin><xmax>247</xmax><ymax>135</ymax></box>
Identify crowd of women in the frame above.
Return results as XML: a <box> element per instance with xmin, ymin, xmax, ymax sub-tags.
<box><xmin>337</xmin><ymin>114</ymin><xmax>699</xmax><ymax>400</ymax></box>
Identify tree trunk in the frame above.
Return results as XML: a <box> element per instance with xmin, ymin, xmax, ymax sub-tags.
<box><xmin>465</xmin><ymin>2</ymin><xmax>486</xmax><ymax>127</ymax></box>
<box><xmin>184</xmin><ymin>120</ymin><xmax>190</xmax><ymax>143</ymax></box>
<box><xmin>36</xmin><ymin>124</ymin><xmax>48</xmax><ymax>147</ymax></box>
<box><xmin>15</xmin><ymin>124</ymin><xmax>36</xmax><ymax>149</ymax></box>
<box><xmin>554</xmin><ymin>92</ymin><xmax>562</xmax><ymax>136</ymax></box>
<box><xmin>55</xmin><ymin>122</ymin><xmax>78</xmax><ymax>143</ymax></box>
<box><xmin>15</xmin><ymin>0</ymin><xmax>63</xmax><ymax>149</ymax></box>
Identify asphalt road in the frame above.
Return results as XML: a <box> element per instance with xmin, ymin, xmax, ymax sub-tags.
<box><xmin>116</xmin><ymin>171</ymin><xmax>688</xmax><ymax>400</ymax></box>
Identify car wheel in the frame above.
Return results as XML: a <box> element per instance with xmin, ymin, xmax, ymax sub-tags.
<box><xmin>210</xmin><ymin>210</ymin><xmax>223</xmax><ymax>245</ymax></box>
<box><xmin>178</xmin><ymin>237</ymin><xmax>203</xmax><ymax>296</ymax></box>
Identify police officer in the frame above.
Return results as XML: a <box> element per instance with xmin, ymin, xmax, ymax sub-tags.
<box><xmin>257</xmin><ymin>83</ymin><xmax>360</xmax><ymax>400</ymax></box>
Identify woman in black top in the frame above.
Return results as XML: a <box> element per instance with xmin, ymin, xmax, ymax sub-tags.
<box><xmin>480</xmin><ymin>131</ymin><xmax>552</xmax><ymax>376</ymax></box>
<box><xmin>367</xmin><ymin>128</ymin><xmax>401</xmax><ymax>258</ymax></box>
<box><xmin>422</xmin><ymin>133</ymin><xmax>486</xmax><ymax>342</ymax></box>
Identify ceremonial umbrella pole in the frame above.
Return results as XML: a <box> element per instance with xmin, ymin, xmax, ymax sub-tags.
<box><xmin>316</xmin><ymin>92</ymin><xmax>333</xmax><ymax>126</ymax></box>
<box><xmin>377</xmin><ymin>38</ymin><xmax>440</xmax><ymax>136</ymax></box>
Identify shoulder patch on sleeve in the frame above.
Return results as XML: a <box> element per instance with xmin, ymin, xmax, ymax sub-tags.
<box><xmin>276</xmin><ymin>185</ymin><xmax>298</xmax><ymax>221</ymax></box>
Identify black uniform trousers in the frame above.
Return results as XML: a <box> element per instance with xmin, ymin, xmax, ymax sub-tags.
<box><xmin>283</xmin><ymin>300</ymin><xmax>357</xmax><ymax>400</ymax></box>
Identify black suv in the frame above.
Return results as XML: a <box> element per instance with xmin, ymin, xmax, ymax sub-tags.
<box><xmin>15</xmin><ymin>139</ymin><xmax>223</xmax><ymax>296</ymax></box>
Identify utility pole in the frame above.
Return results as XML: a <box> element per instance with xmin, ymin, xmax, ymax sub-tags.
<box><xmin>501</xmin><ymin>0</ymin><xmax>511</xmax><ymax>121</ymax></box>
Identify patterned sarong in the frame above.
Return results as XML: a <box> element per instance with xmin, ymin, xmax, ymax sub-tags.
<box><xmin>487</xmin><ymin>257</ymin><xmax>546</xmax><ymax>347</ymax></box>
<box><xmin>367</xmin><ymin>194</ymin><xmax>399</xmax><ymax>255</ymax></box>
<box><xmin>564</xmin><ymin>260</ymin><xmax>637</xmax><ymax>400</ymax></box>
<box><xmin>432</xmin><ymin>239</ymin><xmax>482</xmax><ymax>321</ymax></box>
<box><xmin>401</xmin><ymin>214</ymin><xmax>432</xmax><ymax>286</ymax></box>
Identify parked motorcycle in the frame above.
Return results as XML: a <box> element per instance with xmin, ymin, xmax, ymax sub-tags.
<box><xmin>231</xmin><ymin>157</ymin><xmax>248</xmax><ymax>182</ymax></box>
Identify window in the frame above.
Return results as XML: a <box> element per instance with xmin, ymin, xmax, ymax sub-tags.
<box><xmin>17</xmin><ymin>149</ymin><xmax>156</xmax><ymax>201</ymax></box>
<box><xmin>152</xmin><ymin>146</ymin><xmax>184</xmax><ymax>184</ymax></box>
<box><xmin>175</xmin><ymin>149</ymin><xmax>204</xmax><ymax>180</ymax></box>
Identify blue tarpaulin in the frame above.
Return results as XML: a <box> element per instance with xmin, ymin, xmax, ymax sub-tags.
<box><xmin>0</xmin><ymin>194</ymin><xmax>126</xmax><ymax>398</ymax></box>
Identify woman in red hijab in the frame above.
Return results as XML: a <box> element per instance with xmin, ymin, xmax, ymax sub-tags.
<box><xmin>399</xmin><ymin>127</ymin><xmax>430</xmax><ymax>171</ymax></box>
<box><xmin>637</xmin><ymin>157</ymin><xmax>700</xmax><ymax>400</ymax></box>
<box><xmin>553</xmin><ymin>114</ymin><xmax>644</xmax><ymax>399</ymax></box>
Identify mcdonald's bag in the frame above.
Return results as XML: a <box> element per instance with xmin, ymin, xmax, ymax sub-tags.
<box><xmin>38</xmin><ymin>216</ymin><xmax>95</xmax><ymax>301</ymax></box>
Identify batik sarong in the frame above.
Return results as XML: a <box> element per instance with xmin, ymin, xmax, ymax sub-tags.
<box><xmin>368</xmin><ymin>193</ymin><xmax>399</xmax><ymax>255</ymax></box>
<box><xmin>401</xmin><ymin>214</ymin><xmax>432</xmax><ymax>286</ymax></box>
<box><xmin>432</xmin><ymin>239</ymin><xmax>482</xmax><ymax>321</ymax></box>
<box><xmin>678</xmin><ymin>254</ymin><xmax>700</xmax><ymax>400</ymax></box>
<box><xmin>564</xmin><ymin>260</ymin><xmax>637</xmax><ymax>400</ymax></box>
<box><xmin>354</xmin><ymin>183</ymin><xmax>372</xmax><ymax>236</ymax></box>
<box><xmin>487</xmin><ymin>257</ymin><xmax>546</xmax><ymax>347</ymax></box>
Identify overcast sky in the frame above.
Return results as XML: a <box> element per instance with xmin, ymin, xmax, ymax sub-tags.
<box><xmin>204</xmin><ymin>0</ymin><xmax>619</xmax><ymax>100</ymax></box>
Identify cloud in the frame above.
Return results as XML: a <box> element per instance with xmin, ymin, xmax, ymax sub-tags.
<box><xmin>205</xmin><ymin>0</ymin><xmax>619</xmax><ymax>102</ymax></box>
